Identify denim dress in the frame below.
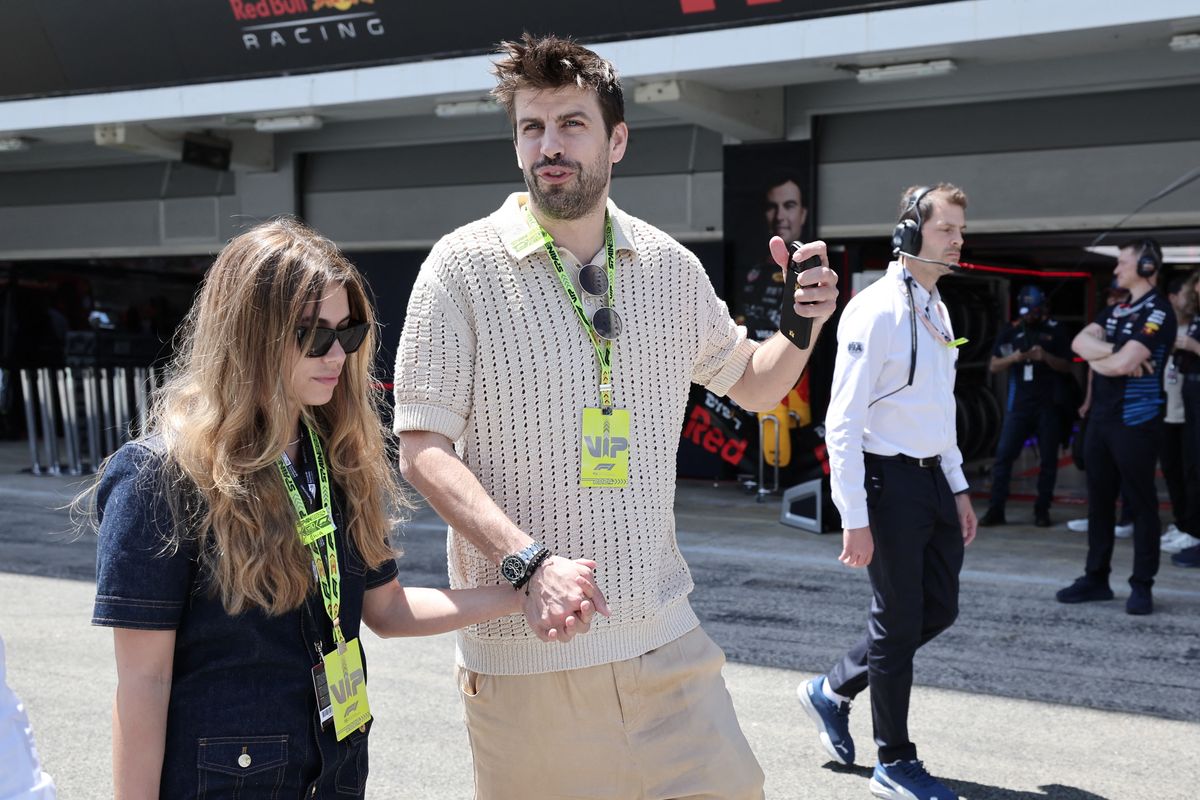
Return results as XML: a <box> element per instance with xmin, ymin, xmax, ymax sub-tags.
<box><xmin>92</xmin><ymin>438</ymin><xmax>398</xmax><ymax>799</ymax></box>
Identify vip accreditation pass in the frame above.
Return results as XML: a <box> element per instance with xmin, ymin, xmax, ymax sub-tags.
<box><xmin>581</xmin><ymin>408</ymin><xmax>630</xmax><ymax>488</ymax></box>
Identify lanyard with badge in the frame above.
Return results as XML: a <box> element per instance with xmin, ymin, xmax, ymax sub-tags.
<box><xmin>514</xmin><ymin>205</ymin><xmax>631</xmax><ymax>488</ymax></box>
<box><xmin>872</xmin><ymin>271</ymin><xmax>969</xmax><ymax>409</ymax></box>
<box><xmin>277</xmin><ymin>426</ymin><xmax>371</xmax><ymax>741</ymax></box>
<box><xmin>904</xmin><ymin>271</ymin><xmax>968</xmax><ymax>350</ymax></box>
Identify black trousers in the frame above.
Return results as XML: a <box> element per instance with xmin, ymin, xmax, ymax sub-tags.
<box><xmin>1084</xmin><ymin>418</ymin><xmax>1162</xmax><ymax>588</ymax></box>
<box><xmin>1160</xmin><ymin>421</ymin><xmax>1189</xmax><ymax>530</ymax></box>
<box><xmin>827</xmin><ymin>458</ymin><xmax>964</xmax><ymax>764</ymax></box>
<box><xmin>987</xmin><ymin>402</ymin><xmax>1063</xmax><ymax>516</ymax></box>
<box><xmin>1180</xmin><ymin>381</ymin><xmax>1200</xmax><ymax>535</ymax></box>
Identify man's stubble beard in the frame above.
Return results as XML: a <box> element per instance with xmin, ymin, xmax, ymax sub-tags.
<box><xmin>524</xmin><ymin>152</ymin><xmax>611</xmax><ymax>222</ymax></box>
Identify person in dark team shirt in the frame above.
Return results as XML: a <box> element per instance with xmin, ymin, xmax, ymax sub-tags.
<box><xmin>980</xmin><ymin>285</ymin><xmax>1075</xmax><ymax>527</ymax></box>
<box><xmin>735</xmin><ymin>172</ymin><xmax>809</xmax><ymax>342</ymax></box>
<box><xmin>1171</xmin><ymin>269</ymin><xmax>1200</xmax><ymax>567</ymax></box>
<box><xmin>1057</xmin><ymin>239</ymin><xmax>1176</xmax><ymax>615</ymax></box>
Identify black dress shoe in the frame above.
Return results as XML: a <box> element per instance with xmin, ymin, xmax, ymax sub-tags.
<box><xmin>1126</xmin><ymin>584</ymin><xmax>1153</xmax><ymax>615</ymax></box>
<box><xmin>978</xmin><ymin>508</ymin><xmax>1007</xmax><ymax>527</ymax></box>
<box><xmin>1056</xmin><ymin>576</ymin><xmax>1115</xmax><ymax>604</ymax></box>
<box><xmin>1034</xmin><ymin>511</ymin><xmax>1052</xmax><ymax>527</ymax></box>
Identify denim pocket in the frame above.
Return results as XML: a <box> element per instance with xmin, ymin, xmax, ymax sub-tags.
<box><xmin>196</xmin><ymin>735</ymin><xmax>289</xmax><ymax>799</ymax></box>
<box><xmin>334</xmin><ymin>731</ymin><xmax>369</xmax><ymax>795</ymax></box>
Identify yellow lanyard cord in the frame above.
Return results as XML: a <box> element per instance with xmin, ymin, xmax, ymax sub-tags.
<box><xmin>277</xmin><ymin>426</ymin><xmax>344</xmax><ymax>645</ymax></box>
<box><xmin>526</xmin><ymin>207</ymin><xmax>617</xmax><ymax>409</ymax></box>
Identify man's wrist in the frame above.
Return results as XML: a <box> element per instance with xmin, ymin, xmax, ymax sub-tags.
<box><xmin>500</xmin><ymin>542</ymin><xmax>551</xmax><ymax>590</ymax></box>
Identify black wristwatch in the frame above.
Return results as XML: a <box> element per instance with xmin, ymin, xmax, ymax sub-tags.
<box><xmin>500</xmin><ymin>542</ymin><xmax>551</xmax><ymax>590</ymax></box>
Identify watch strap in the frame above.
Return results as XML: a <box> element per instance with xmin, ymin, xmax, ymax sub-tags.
<box><xmin>504</xmin><ymin>541</ymin><xmax>550</xmax><ymax>590</ymax></box>
<box><xmin>518</xmin><ymin>547</ymin><xmax>552</xmax><ymax>593</ymax></box>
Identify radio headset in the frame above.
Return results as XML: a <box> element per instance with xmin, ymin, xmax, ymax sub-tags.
<box><xmin>869</xmin><ymin>187</ymin><xmax>933</xmax><ymax>409</ymax></box>
<box><xmin>1135</xmin><ymin>238</ymin><xmax>1162</xmax><ymax>279</ymax></box>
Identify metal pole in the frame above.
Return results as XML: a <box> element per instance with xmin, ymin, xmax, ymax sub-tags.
<box><xmin>37</xmin><ymin>368</ymin><xmax>61</xmax><ymax>475</ymax></box>
<box><xmin>83</xmin><ymin>367</ymin><xmax>101</xmax><ymax>471</ymax></box>
<box><xmin>20</xmin><ymin>369</ymin><xmax>43</xmax><ymax>475</ymax></box>
<box><xmin>133</xmin><ymin>367</ymin><xmax>149</xmax><ymax>438</ymax></box>
<box><xmin>57</xmin><ymin>368</ymin><xmax>83</xmax><ymax>475</ymax></box>
<box><xmin>757</xmin><ymin>414</ymin><xmax>781</xmax><ymax>502</ymax></box>
<box><xmin>98</xmin><ymin>367</ymin><xmax>115</xmax><ymax>455</ymax></box>
<box><xmin>113</xmin><ymin>366</ymin><xmax>129</xmax><ymax>445</ymax></box>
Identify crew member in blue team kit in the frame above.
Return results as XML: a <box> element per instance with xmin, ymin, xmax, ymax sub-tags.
<box><xmin>798</xmin><ymin>184</ymin><xmax>977</xmax><ymax>800</ymax></box>
<box><xmin>1057</xmin><ymin>238</ymin><xmax>1176</xmax><ymax>614</ymax></box>
<box><xmin>979</xmin><ymin>285</ymin><xmax>1074</xmax><ymax>527</ymax></box>
<box><xmin>1171</xmin><ymin>270</ymin><xmax>1200</xmax><ymax>567</ymax></box>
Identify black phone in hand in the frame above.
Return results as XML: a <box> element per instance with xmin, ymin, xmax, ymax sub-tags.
<box><xmin>779</xmin><ymin>242</ymin><xmax>819</xmax><ymax>349</ymax></box>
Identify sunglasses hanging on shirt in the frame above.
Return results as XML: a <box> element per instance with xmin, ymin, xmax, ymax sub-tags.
<box><xmin>578</xmin><ymin>264</ymin><xmax>623</xmax><ymax>340</ymax></box>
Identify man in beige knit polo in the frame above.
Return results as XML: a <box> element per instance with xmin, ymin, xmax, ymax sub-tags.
<box><xmin>393</xmin><ymin>34</ymin><xmax>837</xmax><ymax>799</ymax></box>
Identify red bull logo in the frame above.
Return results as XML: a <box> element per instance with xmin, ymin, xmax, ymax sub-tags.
<box><xmin>313</xmin><ymin>0</ymin><xmax>374</xmax><ymax>9</ymax></box>
<box><xmin>229</xmin><ymin>0</ymin><xmax>310</xmax><ymax>21</ymax></box>
<box><xmin>237</xmin><ymin>0</ymin><xmax>385</xmax><ymax>51</ymax></box>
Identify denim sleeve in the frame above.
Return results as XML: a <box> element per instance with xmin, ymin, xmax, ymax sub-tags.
<box><xmin>364</xmin><ymin>554</ymin><xmax>399</xmax><ymax>590</ymax></box>
<box><xmin>92</xmin><ymin>442</ymin><xmax>194</xmax><ymax>630</ymax></box>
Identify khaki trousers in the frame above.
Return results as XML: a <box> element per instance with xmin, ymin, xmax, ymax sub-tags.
<box><xmin>457</xmin><ymin>626</ymin><xmax>765</xmax><ymax>800</ymax></box>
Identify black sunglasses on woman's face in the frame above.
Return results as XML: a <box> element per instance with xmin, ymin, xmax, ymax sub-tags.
<box><xmin>296</xmin><ymin>321</ymin><xmax>369</xmax><ymax>357</ymax></box>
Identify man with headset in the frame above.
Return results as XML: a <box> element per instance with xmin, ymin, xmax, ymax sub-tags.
<box><xmin>979</xmin><ymin>285</ymin><xmax>1074</xmax><ymax>527</ymax></box>
<box><xmin>797</xmin><ymin>184</ymin><xmax>976</xmax><ymax>800</ymax></box>
<box><xmin>1058</xmin><ymin>238</ymin><xmax>1175</xmax><ymax>614</ymax></box>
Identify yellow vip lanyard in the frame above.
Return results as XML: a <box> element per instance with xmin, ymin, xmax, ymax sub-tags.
<box><xmin>525</xmin><ymin>207</ymin><xmax>618</xmax><ymax>410</ymax></box>
<box><xmin>277</xmin><ymin>425</ymin><xmax>345</xmax><ymax>649</ymax></box>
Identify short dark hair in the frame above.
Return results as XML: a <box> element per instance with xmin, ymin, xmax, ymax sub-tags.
<box><xmin>1166</xmin><ymin>273</ymin><xmax>1189</xmax><ymax>296</ymax></box>
<box><xmin>491</xmin><ymin>33</ymin><xmax>625</xmax><ymax>137</ymax></box>
<box><xmin>898</xmin><ymin>182</ymin><xmax>968</xmax><ymax>222</ymax></box>
<box><xmin>1117</xmin><ymin>238</ymin><xmax>1162</xmax><ymax>262</ymax></box>
<box><xmin>763</xmin><ymin>171</ymin><xmax>807</xmax><ymax>203</ymax></box>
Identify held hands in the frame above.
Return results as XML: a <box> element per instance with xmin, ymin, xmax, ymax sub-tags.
<box><xmin>768</xmin><ymin>237</ymin><xmax>839</xmax><ymax>322</ymax></box>
<box><xmin>839</xmin><ymin>527</ymin><xmax>873</xmax><ymax>568</ymax></box>
<box><xmin>522</xmin><ymin>556</ymin><xmax>611</xmax><ymax>644</ymax></box>
<box><xmin>1025</xmin><ymin>345</ymin><xmax>1044</xmax><ymax>363</ymax></box>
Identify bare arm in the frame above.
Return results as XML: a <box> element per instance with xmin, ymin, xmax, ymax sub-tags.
<box><xmin>1090</xmin><ymin>340</ymin><xmax>1153</xmax><ymax>377</ymax></box>
<box><xmin>113</xmin><ymin>628</ymin><xmax>174</xmax><ymax>800</ymax></box>
<box><xmin>1072</xmin><ymin>322</ymin><xmax>1114</xmax><ymax>362</ymax></box>
<box><xmin>363</xmin><ymin>580</ymin><xmax>522</xmax><ymax>638</ymax></box>
<box><xmin>395</xmin><ymin>431</ymin><xmax>609</xmax><ymax>641</ymax></box>
<box><xmin>728</xmin><ymin>239</ymin><xmax>838</xmax><ymax>412</ymax></box>
<box><xmin>1176</xmin><ymin>332</ymin><xmax>1200</xmax><ymax>356</ymax></box>
<box><xmin>396</xmin><ymin>431</ymin><xmax>528</xmax><ymax>563</ymax></box>
<box><xmin>988</xmin><ymin>351</ymin><xmax>1022</xmax><ymax>374</ymax></box>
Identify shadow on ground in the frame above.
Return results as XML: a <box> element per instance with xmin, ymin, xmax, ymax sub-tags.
<box><xmin>824</xmin><ymin>763</ymin><xmax>1109</xmax><ymax>800</ymax></box>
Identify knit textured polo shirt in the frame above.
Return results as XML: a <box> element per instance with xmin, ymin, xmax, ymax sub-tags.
<box><xmin>393</xmin><ymin>193</ymin><xmax>758</xmax><ymax>675</ymax></box>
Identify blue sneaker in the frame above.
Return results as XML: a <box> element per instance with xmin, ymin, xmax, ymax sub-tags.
<box><xmin>796</xmin><ymin>675</ymin><xmax>854</xmax><ymax>765</ymax></box>
<box><xmin>870</xmin><ymin>759</ymin><xmax>957</xmax><ymax>800</ymax></box>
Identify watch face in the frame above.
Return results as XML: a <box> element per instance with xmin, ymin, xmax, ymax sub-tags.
<box><xmin>500</xmin><ymin>555</ymin><xmax>524</xmax><ymax>584</ymax></box>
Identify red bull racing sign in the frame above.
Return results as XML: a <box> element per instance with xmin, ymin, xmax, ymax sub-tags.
<box><xmin>229</xmin><ymin>0</ymin><xmax>385</xmax><ymax>51</ymax></box>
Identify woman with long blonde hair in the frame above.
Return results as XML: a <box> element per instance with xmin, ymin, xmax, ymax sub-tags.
<box><xmin>87</xmin><ymin>219</ymin><xmax>557</xmax><ymax>798</ymax></box>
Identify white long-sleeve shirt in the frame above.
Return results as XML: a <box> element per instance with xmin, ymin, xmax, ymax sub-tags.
<box><xmin>825</xmin><ymin>260</ymin><xmax>968</xmax><ymax>529</ymax></box>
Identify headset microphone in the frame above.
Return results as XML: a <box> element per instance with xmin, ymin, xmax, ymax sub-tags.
<box><xmin>898</xmin><ymin>251</ymin><xmax>966</xmax><ymax>272</ymax></box>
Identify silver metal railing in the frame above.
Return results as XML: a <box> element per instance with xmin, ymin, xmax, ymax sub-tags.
<box><xmin>18</xmin><ymin>365</ymin><xmax>156</xmax><ymax>475</ymax></box>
